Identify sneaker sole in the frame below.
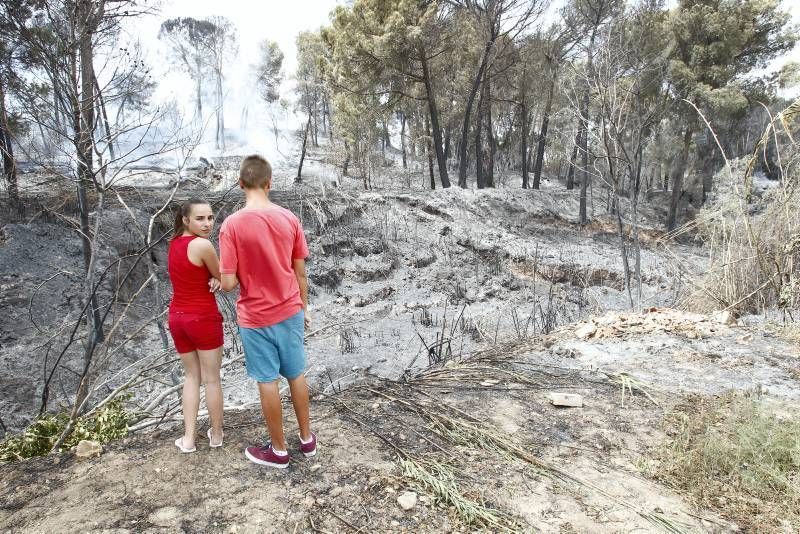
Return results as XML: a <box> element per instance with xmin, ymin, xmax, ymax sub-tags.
<box><xmin>302</xmin><ymin>449</ymin><xmax>317</xmax><ymax>458</ymax></box>
<box><xmin>244</xmin><ymin>448</ymin><xmax>289</xmax><ymax>469</ymax></box>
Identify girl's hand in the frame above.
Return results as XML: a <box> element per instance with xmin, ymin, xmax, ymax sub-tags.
<box><xmin>303</xmin><ymin>310</ymin><xmax>311</xmax><ymax>329</ymax></box>
<box><xmin>209</xmin><ymin>278</ymin><xmax>221</xmax><ymax>293</ymax></box>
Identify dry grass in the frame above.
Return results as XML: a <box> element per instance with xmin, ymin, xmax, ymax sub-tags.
<box><xmin>671</xmin><ymin>98</ymin><xmax>800</xmax><ymax>316</ymax></box>
<box><xmin>648</xmin><ymin>393</ymin><xmax>800</xmax><ymax>531</ymax></box>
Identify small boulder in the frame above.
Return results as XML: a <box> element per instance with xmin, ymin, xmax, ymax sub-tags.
<box><xmin>397</xmin><ymin>491</ymin><xmax>418</xmax><ymax>511</ymax></box>
<box><xmin>575</xmin><ymin>323</ymin><xmax>597</xmax><ymax>339</ymax></box>
<box><xmin>712</xmin><ymin>310</ymin><xmax>735</xmax><ymax>325</ymax></box>
<box><xmin>148</xmin><ymin>506</ymin><xmax>180</xmax><ymax>527</ymax></box>
<box><xmin>548</xmin><ymin>393</ymin><xmax>583</xmax><ymax>408</ymax></box>
<box><xmin>74</xmin><ymin>440</ymin><xmax>102</xmax><ymax>459</ymax></box>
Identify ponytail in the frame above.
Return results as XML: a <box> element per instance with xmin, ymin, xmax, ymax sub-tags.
<box><xmin>172</xmin><ymin>198</ymin><xmax>210</xmax><ymax>239</ymax></box>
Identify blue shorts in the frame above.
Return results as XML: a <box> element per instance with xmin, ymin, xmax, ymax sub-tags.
<box><xmin>239</xmin><ymin>311</ymin><xmax>305</xmax><ymax>383</ymax></box>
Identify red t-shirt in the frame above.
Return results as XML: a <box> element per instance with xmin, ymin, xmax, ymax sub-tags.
<box><xmin>219</xmin><ymin>206</ymin><xmax>309</xmax><ymax>328</ymax></box>
<box><xmin>167</xmin><ymin>236</ymin><xmax>219</xmax><ymax>315</ymax></box>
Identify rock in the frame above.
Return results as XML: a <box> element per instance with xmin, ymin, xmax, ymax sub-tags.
<box><xmin>303</xmin><ymin>495</ymin><xmax>315</xmax><ymax>508</ymax></box>
<box><xmin>575</xmin><ymin>323</ymin><xmax>597</xmax><ymax>339</ymax></box>
<box><xmin>74</xmin><ymin>440</ymin><xmax>102</xmax><ymax>459</ymax></box>
<box><xmin>371</xmin><ymin>403</ymin><xmax>380</xmax><ymax>410</ymax></box>
<box><xmin>310</xmin><ymin>464</ymin><xmax>322</xmax><ymax>473</ymax></box>
<box><xmin>712</xmin><ymin>310</ymin><xmax>735</xmax><ymax>325</ymax></box>
<box><xmin>548</xmin><ymin>392</ymin><xmax>583</xmax><ymax>408</ymax></box>
<box><xmin>329</xmin><ymin>486</ymin><xmax>343</xmax><ymax>497</ymax></box>
<box><xmin>397</xmin><ymin>491</ymin><xmax>418</xmax><ymax>511</ymax></box>
<box><xmin>148</xmin><ymin>506</ymin><xmax>180</xmax><ymax>527</ymax></box>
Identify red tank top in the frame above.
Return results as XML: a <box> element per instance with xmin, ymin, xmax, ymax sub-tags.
<box><xmin>168</xmin><ymin>236</ymin><xmax>219</xmax><ymax>314</ymax></box>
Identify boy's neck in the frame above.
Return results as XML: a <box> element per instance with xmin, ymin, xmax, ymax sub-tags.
<box><xmin>243</xmin><ymin>187</ymin><xmax>273</xmax><ymax>209</ymax></box>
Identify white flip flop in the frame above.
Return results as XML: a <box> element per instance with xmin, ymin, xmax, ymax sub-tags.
<box><xmin>208</xmin><ymin>428</ymin><xmax>224</xmax><ymax>448</ymax></box>
<box><xmin>174</xmin><ymin>437</ymin><xmax>196</xmax><ymax>453</ymax></box>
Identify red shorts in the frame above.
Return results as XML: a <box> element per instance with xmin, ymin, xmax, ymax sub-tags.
<box><xmin>168</xmin><ymin>311</ymin><xmax>224</xmax><ymax>354</ymax></box>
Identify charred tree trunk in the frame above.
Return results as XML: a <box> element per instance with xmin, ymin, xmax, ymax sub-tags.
<box><xmin>457</xmin><ymin>39</ymin><xmax>493</xmax><ymax>188</ymax></box>
<box><xmin>343</xmin><ymin>140</ymin><xmax>350</xmax><ymax>177</ymax></box>
<box><xmin>425</xmin><ymin>115</ymin><xmax>435</xmax><ymax>190</ymax></box>
<box><xmin>485</xmin><ymin>74</ymin><xmax>494</xmax><ymax>188</ymax></box>
<box><xmin>532</xmin><ymin>67</ymin><xmax>557</xmax><ymax>189</ymax></box>
<box><xmin>400</xmin><ymin>111</ymin><xmax>407</xmax><ymax>169</ymax></box>
<box><xmin>215</xmin><ymin>70</ymin><xmax>225</xmax><ymax>151</ymax></box>
<box><xmin>578</xmin><ymin>31</ymin><xmax>597</xmax><ymax>225</ymax></box>
<box><xmin>0</xmin><ymin>80</ymin><xmax>19</xmax><ymax>212</ymax></box>
<box><xmin>521</xmin><ymin>103</ymin><xmax>529</xmax><ymax>189</ymax></box>
<box><xmin>475</xmin><ymin>89</ymin><xmax>484</xmax><ymax>189</ymax></box>
<box><xmin>667</xmin><ymin>125</ymin><xmax>693</xmax><ymax>231</ymax></box>
<box><xmin>296</xmin><ymin>113</ymin><xmax>312</xmax><ymax>183</ymax></box>
<box><xmin>566</xmin><ymin>129</ymin><xmax>580</xmax><ymax>190</ymax></box>
<box><xmin>421</xmin><ymin>51</ymin><xmax>450</xmax><ymax>188</ymax></box>
<box><xmin>93</xmin><ymin>74</ymin><xmax>115</xmax><ymax>163</ymax></box>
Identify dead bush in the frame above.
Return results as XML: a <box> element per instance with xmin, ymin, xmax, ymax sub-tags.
<box><xmin>648</xmin><ymin>392</ymin><xmax>800</xmax><ymax>532</ymax></box>
<box><xmin>675</xmin><ymin>99</ymin><xmax>800</xmax><ymax>316</ymax></box>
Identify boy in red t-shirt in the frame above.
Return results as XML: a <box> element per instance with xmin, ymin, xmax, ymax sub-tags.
<box><xmin>220</xmin><ymin>155</ymin><xmax>316</xmax><ymax>468</ymax></box>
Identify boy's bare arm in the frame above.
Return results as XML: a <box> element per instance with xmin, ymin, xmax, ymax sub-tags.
<box><xmin>221</xmin><ymin>273</ymin><xmax>239</xmax><ymax>292</ymax></box>
<box><xmin>292</xmin><ymin>259</ymin><xmax>309</xmax><ymax>325</ymax></box>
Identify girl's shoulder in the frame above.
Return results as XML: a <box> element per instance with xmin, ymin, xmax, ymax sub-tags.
<box><xmin>187</xmin><ymin>236</ymin><xmax>213</xmax><ymax>250</ymax></box>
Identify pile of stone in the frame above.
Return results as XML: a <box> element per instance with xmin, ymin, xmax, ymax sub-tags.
<box><xmin>571</xmin><ymin>308</ymin><xmax>736</xmax><ymax>341</ymax></box>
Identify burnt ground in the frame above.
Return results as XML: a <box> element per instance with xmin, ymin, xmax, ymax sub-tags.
<box><xmin>3</xmin><ymin>314</ymin><xmax>799</xmax><ymax>532</ymax></box>
<box><xmin>2</xmin><ymin>152</ymin><xmax>799</xmax><ymax>532</ymax></box>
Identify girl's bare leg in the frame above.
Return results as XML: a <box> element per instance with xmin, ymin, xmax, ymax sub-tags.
<box><xmin>198</xmin><ymin>346</ymin><xmax>224</xmax><ymax>445</ymax></box>
<box><xmin>180</xmin><ymin>350</ymin><xmax>202</xmax><ymax>449</ymax></box>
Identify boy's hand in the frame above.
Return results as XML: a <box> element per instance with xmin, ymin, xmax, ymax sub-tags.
<box><xmin>209</xmin><ymin>278</ymin><xmax>221</xmax><ymax>293</ymax></box>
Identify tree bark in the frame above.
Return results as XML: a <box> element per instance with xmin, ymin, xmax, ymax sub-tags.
<box><xmin>457</xmin><ymin>39</ymin><xmax>493</xmax><ymax>188</ymax></box>
<box><xmin>215</xmin><ymin>70</ymin><xmax>225</xmax><ymax>150</ymax></box>
<box><xmin>521</xmin><ymin>103</ymin><xmax>529</xmax><ymax>189</ymax></box>
<box><xmin>421</xmin><ymin>51</ymin><xmax>450</xmax><ymax>188</ymax></box>
<box><xmin>425</xmin><ymin>115</ymin><xmax>435</xmax><ymax>190</ymax></box>
<box><xmin>578</xmin><ymin>29</ymin><xmax>598</xmax><ymax>225</ymax></box>
<box><xmin>532</xmin><ymin>66</ymin><xmax>558</xmax><ymax>189</ymax></box>
<box><xmin>400</xmin><ymin>111</ymin><xmax>407</xmax><ymax>169</ymax></box>
<box><xmin>0</xmin><ymin>80</ymin><xmax>20</xmax><ymax>212</ymax></box>
<box><xmin>343</xmin><ymin>140</ymin><xmax>350</xmax><ymax>177</ymax></box>
<box><xmin>296</xmin><ymin>113</ymin><xmax>312</xmax><ymax>183</ymax></box>
<box><xmin>485</xmin><ymin>73</ymin><xmax>494</xmax><ymax>188</ymax></box>
<box><xmin>667</xmin><ymin>125</ymin><xmax>693</xmax><ymax>231</ymax></box>
<box><xmin>194</xmin><ymin>58</ymin><xmax>203</xmax><ymax>119</ymax></box>
<box><xmin>75</xmin><ymin>0</ymin><xmax>105</xmax><ymax>360</ymax></box>
<box><xmin>93</xmin><ymin>74</ymin><xmax>115</xmax><ymax>162</ymax></box>
<box><xmin>475</xmin><ymin>87</ymin><xmax>484</xmax><ymax>189</ymax></box>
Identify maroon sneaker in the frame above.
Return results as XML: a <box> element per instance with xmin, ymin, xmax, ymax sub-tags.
<box><xmin>244</xmin><ymin>444</ymin><xmax>290</xmax><ymax>469</ymax></box>
<box><xmin>299</xmin><ymin>432</ymin><xmax>317</xmax><ymax>457</ymax></box>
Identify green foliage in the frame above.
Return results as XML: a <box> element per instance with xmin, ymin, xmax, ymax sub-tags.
<box><xmin>256</xmin><ymin>40</ymin><xmax>284</xmax><ymax>104</ymax></box>
<box><xmin>650</xmin><ymin>393</ymin><xmax>800</xmax><ymax>529</ymax></box>
<box><xmin>667</xmin><ymin>0</ymin><xmax>798</xmax><ymax>117</ymax></box>
<box><xmin>0</xmin><ymin>398</ymin><xmax>130</xmax><ymax>463</ymax></box>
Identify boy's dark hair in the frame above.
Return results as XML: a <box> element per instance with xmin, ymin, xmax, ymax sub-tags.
<box><xmin>239</xmin><ymin>154</ymin><xmax>272</xmax><ymax>189</ymax></box>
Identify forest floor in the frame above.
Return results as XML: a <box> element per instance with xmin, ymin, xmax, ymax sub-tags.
<box><xmin>1</xmin><ymin>148</ymin><xmax>799</xmax><ymax>532</ymax></box>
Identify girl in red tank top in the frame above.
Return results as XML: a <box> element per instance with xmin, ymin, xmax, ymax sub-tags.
<box><xmin>167</xmin><ymin>199</ymin><xmax>225</xmax><ymax>453</ymax></box>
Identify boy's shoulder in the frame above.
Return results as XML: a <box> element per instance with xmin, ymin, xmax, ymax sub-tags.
<box><xmin>222</xmin><ymin>206</ymin><xmax>300</xmax><ymax>229</ymax></box>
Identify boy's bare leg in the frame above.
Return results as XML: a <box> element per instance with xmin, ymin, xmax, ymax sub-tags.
<box><xmin>257</xmin><ymin>380</ymin><xmax>286</xmax><ymax>451</ymax></box>
<box><xmin>288</xmin><ymin>374</ymin><xmax>312</xmax><ymax>441</ymax></box>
